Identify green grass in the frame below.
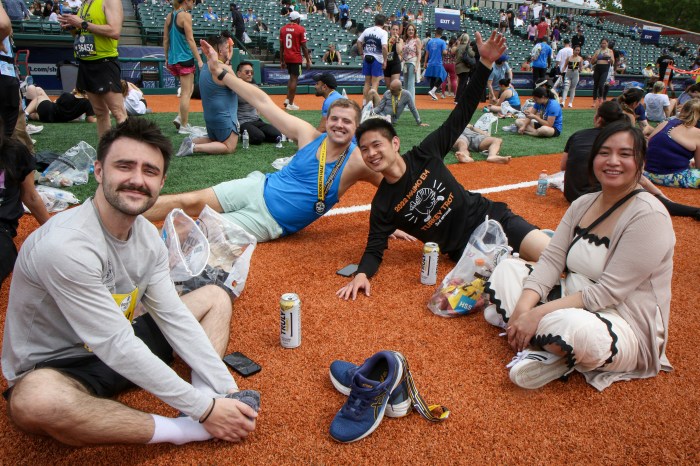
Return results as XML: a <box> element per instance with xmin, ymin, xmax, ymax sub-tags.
<box><xmin>33</xmin><ymin>109</ymin><xmax>596</xmax><ymax>201</ymax></box>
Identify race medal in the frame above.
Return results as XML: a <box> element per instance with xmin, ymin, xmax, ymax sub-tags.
<box><xmin>314</xmin><ymin>200</ymin><xmax>326</xmax><ymax>215</ymax></box>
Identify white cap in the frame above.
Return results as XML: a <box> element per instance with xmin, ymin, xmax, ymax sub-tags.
<box><xmin>289</xmin><ymin>11</ymin><xmax>301</xmax><ymax>21</ymax></box>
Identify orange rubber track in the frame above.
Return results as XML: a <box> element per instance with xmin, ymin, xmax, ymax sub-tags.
<box><xmin>0</xmin><ymin>97</ymin><xmax>699</xmax><ymax>463</ymax></box>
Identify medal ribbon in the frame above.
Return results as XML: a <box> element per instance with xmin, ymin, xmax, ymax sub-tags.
<box><xmin>391</xmin><ymin>90</ymin><xmax>402</xmax><ymax>117</ymax></box>
<box><xmin>393</xmin><ymin>351</ymin><xmax>450</xmax><ymax>422</ymax></box>
<box><xmin>316</xmin><ymin>138</ymin><xmax>351</xmax><ymax>215</ymax></box>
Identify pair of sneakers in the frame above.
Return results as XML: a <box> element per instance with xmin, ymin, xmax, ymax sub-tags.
<box><xmin>173</xmin><ymin>115</ymin><xmax>194</xmax><ymax>135</ymax></box>
<box><xmin>283</xmin><ymin>99</ymin><xmax>300</xmax><ymax>111</ymax></box>
<box><xmin>328</xmin><ymin>350</ymin><xmax>410</xmax><ymax>443</ymax></box>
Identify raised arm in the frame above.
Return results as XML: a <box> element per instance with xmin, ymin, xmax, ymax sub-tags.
<box><xmin>201</xmin><ymin>39</ymin><xmax>318</xmax><ymax>146</ymax></box>
<box><xmin>415</xmin><ymin>31</ymin><xmax>505</xmax><ymax>161</ymax></box>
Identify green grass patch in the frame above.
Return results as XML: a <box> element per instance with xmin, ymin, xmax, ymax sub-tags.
<box><xmin>33</xmin><ymin>108</ymin><xmax>596</xmax><ymax>200</ymax></box>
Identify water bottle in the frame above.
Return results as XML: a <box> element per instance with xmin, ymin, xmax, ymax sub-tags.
<box><xmin>275</xmin><ymin>135</ymin><xmax>283</xmax><ymax>149</ymax></box>
<box><xmin>242</xmin><ymin>130</ymin><xmax>249</xmax><ymax>149</ymax></box>
<box><xmin>536</xmin><ymin>170</ymin><xmax>548</xmax><ymax>196</ymax></box>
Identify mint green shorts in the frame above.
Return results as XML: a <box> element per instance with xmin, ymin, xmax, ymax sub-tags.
<box><xmin>212</xmin><ymin>171</ymin><xmax>284</xmax><ymax>242</ymax></box>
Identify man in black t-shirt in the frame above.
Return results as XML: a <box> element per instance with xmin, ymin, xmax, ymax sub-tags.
<box><xmin>337</xmin><ymin>31</ymin><xmax>551</xmax><ymax>300</ymax></box>
<box><xmin>656</xmin><ymin>50</ymin><xmax>675</xmax><ymax>90</ymax></box>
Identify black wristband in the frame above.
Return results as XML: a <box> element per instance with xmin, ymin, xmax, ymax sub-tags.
<box><xmin>199</xmin><ymin>398</ymin><xmax>216</xmax><ymax>423</ymax></box>
<box><xmin>217</xmin><ymin>69</ymin><xmax>228</xmax><ymax>81</ymax></box>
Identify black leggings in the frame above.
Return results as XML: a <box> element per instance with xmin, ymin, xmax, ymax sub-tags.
<box><xmin>430</xmin><ymin>76</ymin><xmax>443</xmax><ymax>89</ymax></box>
<box><xmin>0</xmin><ymin>75</ymin><xmax>20</xmax><ymax>137</ymax></box>
<box><xmin>592</xmin><ymin>63</ymin><xmax>610</xmax><ymax>100</ymax></box>
<box><xmin>656</xmin><ymin>194</ymin><xmax>700</xmax><ymax>220</ymax></box>
<box><xmin>455</xmin><ymin>72</ymin><xmax>470</xmax><ymax>102</ymax></box>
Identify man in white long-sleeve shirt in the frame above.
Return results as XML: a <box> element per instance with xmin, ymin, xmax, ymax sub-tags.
<box><xmin>1</xmin><ymin>118</ymin><xmax>258</xmax><ymax>446</ymax></box>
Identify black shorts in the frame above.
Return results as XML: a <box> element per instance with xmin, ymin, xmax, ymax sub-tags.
<box><xmin>4</xmin><ymin>313</ymin><xmax>174</xmax><ymax>400</ymax></box>
<box><xmin>76</xmin><ymin>57</ymin><xmax>123</xmax><ymax>95</ymax></box>
<box><xmin>37</xmin><ymin>100</ymin><xmax>55</xmax><ymax>122</ymax></box>
<box><xmin>384</xmin><ymin>61</ymin><xmax>402</xmax><ymax>78</ymax></box>
<box><xmin>533</xmin><ymin>121</ymin><xmax>561</xmax><ymax>137</ymax></box>
<box><xmin>286</xmin><ymin>62</ymin><xmax>302</xmax><ymax>76</ymax></box>
<box><xmin>485</xmin><ymin>201</ymin><xmax>539</xmax><ymax>252</ymax></box>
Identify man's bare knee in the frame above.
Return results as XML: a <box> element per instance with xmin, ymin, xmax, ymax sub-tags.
<box><xmin>9</xmin><ymin>369</ymin><xmax>87</xmax><ymax>434</ymax></box>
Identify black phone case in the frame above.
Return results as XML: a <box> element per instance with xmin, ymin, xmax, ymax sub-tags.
<box><xmin>223</xmin><ymin>352</ymin><xmax>261</xmax><ymax>377</ymax></box>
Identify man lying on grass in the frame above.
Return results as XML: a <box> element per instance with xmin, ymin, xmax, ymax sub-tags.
<box><xmin>145</xmin><ymin>39</ymin><xmax>413</xmax><ymax>243</ymax></box>
<box><xmin>337</xmin><ymin>31</ymin><xmax>551</xmax><ymax>301</ymax></box>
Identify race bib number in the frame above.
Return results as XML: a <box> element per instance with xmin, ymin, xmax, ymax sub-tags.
<box><xmin>74</xmin><ymin>34</ymin><xmax>96</xmax><ymax>58</ymax></box>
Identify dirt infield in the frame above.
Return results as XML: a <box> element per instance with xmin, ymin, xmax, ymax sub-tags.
<box><xmin>1</xmin><ymin>150</ymin><xmax>698</xmax><ymax>463</ymax></box>
<box><xmin>145</xmin><ymin>92</ymin><xmax>597</xmax><ymax>113</ymax></box>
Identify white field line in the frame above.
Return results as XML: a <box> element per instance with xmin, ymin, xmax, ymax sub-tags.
<box><xmin>325</xmin><ymin>180</ymin><xmax>539</xmax><ymax>217</ymax></box>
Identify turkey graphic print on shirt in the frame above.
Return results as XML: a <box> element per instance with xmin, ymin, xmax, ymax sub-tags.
<box><xmin>395</xmin><ymin>168</ymin><xmax>455</xmax><ymax>230</ymax></box>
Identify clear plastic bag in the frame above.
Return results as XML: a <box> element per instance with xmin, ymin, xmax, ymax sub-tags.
<box><xmin>32</xmin><ymin>185</ymin><xmax>80</xmax><ymax>213</ymax></box>
<box><xmin>427</xmin><ymin>217</ymin><xmax>509</xmax><ymax>317</ymax></box>
<box><xmin>178</xmin><ymin>206</ymin><xmax>257</xmax><ymax>298</ymax></box>
<box><xmin>38</xmin><ymin>141</ymin><xmax>96</xmax><ymax>188</ymax></box>
<box><xmin>162</xmin><ymin>209</ymin><xmax>210</xmax><ymax>282</ymax></box>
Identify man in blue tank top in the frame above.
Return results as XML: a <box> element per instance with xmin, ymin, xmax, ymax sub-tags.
<box><xmin>146</xmin><ymin>39</ymin><xmax>414</xmax><ymax>243</ymax></box>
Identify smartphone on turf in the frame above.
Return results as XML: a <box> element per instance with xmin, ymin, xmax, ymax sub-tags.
<box><xmin>336</xmin><ymin>264</ymin><xmax>358</xmax><ymax>277</ymax></box>
<box><xmin>223</xmin><ymin>352</ymin><xmax>261</xmax><ymax>377</ymax></box>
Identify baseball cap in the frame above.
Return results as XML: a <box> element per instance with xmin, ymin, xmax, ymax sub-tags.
<box><xmin>313</xmin><ymin>72</ymin><xmax>337</xmax><ymax>89</ymax></box>
<box><xmin>289</xmin><ymin>11</ymin><xmax>301</xmax><ymax>21</ymax></box>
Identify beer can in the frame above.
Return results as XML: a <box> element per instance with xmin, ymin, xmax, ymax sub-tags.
<box><xmin>280</xmin><ymin>293</ymin><xmax>301</xmax><ymax>348</ymax></box>
<box><xmin>421</xmin><ymin>242</ymin><xmax>439</xmax><ymax>285</ymax></box>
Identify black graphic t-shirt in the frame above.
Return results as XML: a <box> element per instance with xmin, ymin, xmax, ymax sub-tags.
<box><xmin>357</xmin><ymin>62</ymin><xmax>493</xmax><ymax>278</ymax></box>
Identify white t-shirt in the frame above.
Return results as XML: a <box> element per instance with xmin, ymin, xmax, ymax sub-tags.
<box><xmin>124</xmin><ymin>88</ymin><xmax>147</xmax><ymax>115</ymax></box>
<box><xmin>644</xmin><ymin>93</ymin><xmax>670</xmax><ymax>122</ymax></box>
<box><xmin>66</xmin><ymin>0</ymin><xmax>82</xmax><ymax>8</ymax></box>
<box><xmin>556</xmin><ymin>46</ymin><xmax>573</xmax><ymax>72</ymax></box>
<box><xmin>358</xmin><ymin>25</ymin><xmax>388</xmax><ymax>63</ymax></box>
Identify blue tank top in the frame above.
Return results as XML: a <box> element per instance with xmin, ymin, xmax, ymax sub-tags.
<box><xmin>506</xmin><ymin>87</ymin><xmax>520</xmax><ymax>107</ymax></box>
<box><xmin>199</xmin><ymin>66</ymin><xmax>238</xmax><ymax>131</ymax></box>
<box><xmin>264</xmin><ymin>134</ymin><xmax>355</xmax><ymax>235</ymax></box>
<box><xmin>168</xmin><ymin>11</ymin><xmax>193</xmax><ymax>65</ymax></box>
<box><xmin>646</xmin><ymin>119</ymin><xmax>694</xmax><ymax>175</ymax></box>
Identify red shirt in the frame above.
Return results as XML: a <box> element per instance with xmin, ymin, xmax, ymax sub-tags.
<box><xmin>536</xmin><ymin>22</ymin><xmax>548</xmax><ymax>39</ymax></box>
<box><xmin>280</xmin><ymin>23</ymin><xmax>308</xmax><ymax>64</ymax></box>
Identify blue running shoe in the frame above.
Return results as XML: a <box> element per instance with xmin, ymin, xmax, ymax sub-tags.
<box><xmin>329</xmin><ymin>350</ymin><xmax>404</xmax><ymax>443</ymax></box>
<box><xmin>329</xmin><ymin>353</ymin><xmax>411</xmax><ymax>418</ymax></box>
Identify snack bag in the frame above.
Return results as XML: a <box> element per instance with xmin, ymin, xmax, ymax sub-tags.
<box><xmin>178</xmin><ymin>205</ymin><xmax>257</xmax><ymax>298</ymax></box>
<box><xmin>39</xmin><ymin>141</ymin><xmax>96</xmax><ymax>188</ymax></box>
<box><xmin>427</xmin><ymin>217</ymin><xmax>508</xmax><ymax>317</ymax></box>
<box><xmin>162</xmin><ymin>209</ymin><xmax>210</xmax><ymax>282</ymax></box>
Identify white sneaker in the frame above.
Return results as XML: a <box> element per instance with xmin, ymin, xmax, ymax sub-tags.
<box><xmin>567</xmin><ymin>102</ymin><xmax>573</xmax><ymax>108</ymax></box>
<box><xmin>484</xmin><ymin>304</ymin><xmax>507</xmax><ymax>329</ymax></box>
<box><xmin>428</xmin><ymin>89</ymin><xmax>438</xmax><ymax>100</ymax></box>
<box><xmin>286</xmin><ymin>103</ymin><xmax>300</xmax><ymax>111</ymax></box>
<box><xmin>502</xmin><ymin>124</ymin><xmax>518</xmax><ymax>133</ymax></box>
<box><xmin>178</xmin><ymin>123</ymin><xmax>193</xmax><ymax>135</ymax></box>
<box><xmin>506</xmin><ymin>350</ymin><xmax>573</xmax><ymax>389</ymax></box>
<box><xmin>26</xmin><ymin>124</ymin><xmax>43</xmax><ymax>135</ymax></box>
<box><xmin>175</xmin><ymin>137</ymin><xmax>194</xmax><ymax>157</ymax></box>
<box><xmin>173</xmin><ymin>114</ymin><xmax>181</xmax><ymax>130</ymax></box>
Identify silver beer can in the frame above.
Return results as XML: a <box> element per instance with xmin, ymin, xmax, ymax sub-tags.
<box><xmin>280</xmin><ymin>293</ymin><xmax>301</xmax><ymax>348</ymax></box>
<box><xmin>421</xmin><ymin>242</ymin><xmax>439</xmax><ymax>285</ymax></box>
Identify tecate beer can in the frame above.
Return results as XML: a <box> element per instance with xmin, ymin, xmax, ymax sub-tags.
<box><xmin>421</xmin><ymin>242</ymin><xmax>439</xmax><ymax>285</ymax></box>
<box><xmin>280</xmin><ymin>293</ymin><xmax>301</xmax><ymax>348</ymax></box>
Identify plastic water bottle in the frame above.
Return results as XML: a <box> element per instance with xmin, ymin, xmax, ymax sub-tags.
<box><xmin>536</xmin><ymin>170</ymin><xmax>548</xmax><ymax>196</ymax></box>
<box><xmin>242</xmin><ymin>130</ymin><xmax>249</xmax><ymax>149</ymax></box>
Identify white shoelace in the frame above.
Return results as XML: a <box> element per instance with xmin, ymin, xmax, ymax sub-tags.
<box><xmin>505</xmin><ymin>350</ymin><xmax>530</xmax><ymax>369</ymax></box>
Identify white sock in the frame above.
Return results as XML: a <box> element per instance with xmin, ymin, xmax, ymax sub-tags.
<box><xmin>430</xmin><ymin>87</ymin><xmax>437</xmax><ymax>93</ymax></box>
<box><xmin>190</xmin><ymin>371</ymin><xmax>219</xmax><ymax>398</ymax></box>
<box><xmin>148</xmin><ymin>414</ymin><xmax>213</xmax><ymax>445</ymax></box>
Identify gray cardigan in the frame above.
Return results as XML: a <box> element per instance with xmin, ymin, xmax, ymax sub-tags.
<box><xmin>523</xmin><ymin>191</ymin><xmax>675</xmax><ymax>390</ymax></box>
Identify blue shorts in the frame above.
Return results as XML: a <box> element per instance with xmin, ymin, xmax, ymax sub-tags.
<box><xmin>362</xmin><ymin>58</ymin><xmax>384</xmax><ymax>77</ymax></box>
<box><xmin>207</xmin><ymin>125</ymin><xmax>239</xmax><ymax>143</ymax></box>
